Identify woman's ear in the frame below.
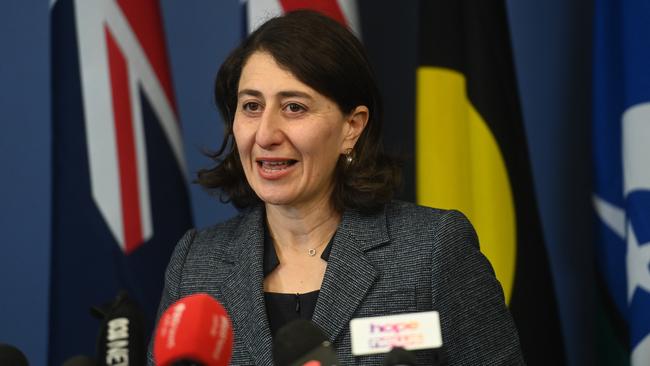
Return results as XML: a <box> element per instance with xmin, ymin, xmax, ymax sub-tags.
<box><xmin>342</xmin><ymin>105</ymin><xmax>369</xmax><ymax>152</ymax></box>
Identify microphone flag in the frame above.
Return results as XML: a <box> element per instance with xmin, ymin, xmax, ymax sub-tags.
<box><xmin>50</xmin><ymin>0</ymin><xmax>192</xmax><ymax>363</ymax></box>
<box><xmin>91</xmin><ymin>291</ymin><xmax>146</xmax><ymax>366</ymax></box>
<box><xmin>153</xmin><ymin>293</ymin><xmax>233</xmax><ymax>366</ymax></box>
<box><xmin>593</xmin><ymin>0</ymin><xmax>650</xmax><ymax>364</ymax></box>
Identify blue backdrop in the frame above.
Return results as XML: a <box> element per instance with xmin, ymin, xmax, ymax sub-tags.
<box><xmin>0</xmin><ymin>1</ymin><xmax>593</xmax><ymax>365</ymax></box>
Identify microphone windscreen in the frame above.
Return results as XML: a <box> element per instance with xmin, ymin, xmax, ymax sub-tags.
<box><xmin>382</xmin><ymin>347</ymin><xmax>417</xmax><ymax>366</ymax></box>
<box><xmin>62</xmin><ymin>355</ymin><xmax>96</xmax><ymax>366</ymax></box>
<box><xmin>153</xmin><ymin>293</ymin><xmax>233</xmax><ymax>366</ymax></box>
<box><xmin>91</xmin><ymin>291</ymin><xmax>146</xmax><ymax>366</ymax></box>
<box><xmin>272</xmin><ymin>319</ymin><xmax>334</xmax><ymax>366</ymax></box>
<box><xmin>0</xmin><ymin>343</ymin><xmax>29</xmax><ymax>366</ymax></box>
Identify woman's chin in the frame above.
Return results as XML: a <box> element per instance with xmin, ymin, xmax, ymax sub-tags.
<box><xmin>256</xmin><ymin>192</ymin><xmax>296</xmax><ymax>207</ymax></box>
<box><xmin>257</xmin><ymin>191</ymin><xmax>318</xmax><ymax>210</ymax></box>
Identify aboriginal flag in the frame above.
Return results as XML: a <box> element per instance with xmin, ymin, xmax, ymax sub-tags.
<box><xmin>50</xmin><ymin>0</ymin><xmax>192</xmax><ymax>363</ymax></box>
<box><xmin>415</xmin><ymin>0</ymin><xmax>565</xmax><ymax>364</ymax></box>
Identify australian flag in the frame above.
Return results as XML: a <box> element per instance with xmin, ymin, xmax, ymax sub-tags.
<box><xmin>593</xmin><ymin>0</ymin><xmax>650</xmax><ymax>364</ymax></box>
<box><xmin>50</xmin><ymin>0</ymin><xmax>192</xmax><ymax>363</ymax></box>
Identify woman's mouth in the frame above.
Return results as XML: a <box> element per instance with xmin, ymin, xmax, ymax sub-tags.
<box><xmin>257</xmin><ymin>160</ymin><xmax>297</xmax><ymax>171</ymax></box>
<box><xmin>256</xmin><ymin>159</ymin><xmax>298</xmax><ymax>179</ymax></box>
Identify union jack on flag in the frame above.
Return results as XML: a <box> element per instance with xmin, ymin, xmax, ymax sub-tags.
<box><xmin>50</xmin><ymin>0</ymin><xmax>192</xmax><ymax>362</ymax></box>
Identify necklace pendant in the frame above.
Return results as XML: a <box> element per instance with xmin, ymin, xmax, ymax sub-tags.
<box><xmin>308</xmin><ymin>248</ymin><xmax>317</xmax><ymax>256</ymax></box>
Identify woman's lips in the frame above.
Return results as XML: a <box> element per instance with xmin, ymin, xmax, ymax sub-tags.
<box><xmin>256</xmin><ymin>159</ymin><xmax>297</xmax><ymax>180</ymax></box>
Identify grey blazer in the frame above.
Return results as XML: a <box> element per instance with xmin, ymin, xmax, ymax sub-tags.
<box><xmin>148</xmin><ymin>201</ymin><xmax>524</xmax><ymax>365</ymax></box>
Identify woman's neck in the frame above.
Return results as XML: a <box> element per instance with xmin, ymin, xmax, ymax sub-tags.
<box><xmin>265</xmin><ymin>198</ymin><xmax>341</xmax><ymax>250</ymax></box>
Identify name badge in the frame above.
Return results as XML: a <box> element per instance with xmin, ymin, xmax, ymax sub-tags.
<box><xmin>349</xmin><ymin>311</ymin><xmax>443</xmax><ymax>356</ymax></box>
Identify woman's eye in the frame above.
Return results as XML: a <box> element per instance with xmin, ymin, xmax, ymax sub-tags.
<box><xmin>242</xmin><ymin>102</ymin><xmax>261</xmax><ymax>112</ymax></box>
<box><xmin>285</xmin><ymin>103</ymin><xmax>305</xmax><ymax>113</ymax></box>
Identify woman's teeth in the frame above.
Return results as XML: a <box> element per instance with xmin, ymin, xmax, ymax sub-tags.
<box><xmin>259</xmin><ymin>160</ymin><xmax>295</xmax><ymax>170</ymax></box>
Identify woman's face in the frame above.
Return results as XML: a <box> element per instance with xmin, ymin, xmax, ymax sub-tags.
<box><xmin>233</xmin><ymin>51</ymin><xmax>366</xmax><ymax>210</ymax></box>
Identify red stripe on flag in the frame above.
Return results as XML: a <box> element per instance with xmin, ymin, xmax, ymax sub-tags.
<box><xmin>278</xmin><ymin>0</ymin><xmax>347</xmax><ymax>26</ymax></box>
<box><xmin>115</xmin><ymin>0</ymin><xmax>178</xmax><ymax>116</ymax></box>
<box><xmin>105</xmin><ymin>27</ymin><xmax>143</xmax><ymax>254</ymax></box>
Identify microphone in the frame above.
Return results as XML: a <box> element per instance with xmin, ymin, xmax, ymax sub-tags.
<box><xmin>382</xmin><ymin>347</ymin><xmax>416</xmax><ymax>366</ymax></box>
<box><xmin>62</xmin><ymin>355</ymin><xmax>96</xmax><ymax>366</ymax></box>
<box><xmin>153</xmin><ymin>293</ymin><xmax>233</xmax><ymax>366</ymax></box>
<box><xmin>272</xmin><ymin>319</ymin><xmax>340</xmax><ymax>366</ymax></box>
<box><xmin>0</xmin><ymin>343</ymin><xmax>29</xmax><ymax>366</ymax></box>
<box><xmin>91</xmin><ymin>291</ymin><xmax>146</xmax><ymax>366</ymax></box>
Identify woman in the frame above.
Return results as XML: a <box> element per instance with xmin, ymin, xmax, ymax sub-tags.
<box><xmin>151</xmin><ymin>10</ymin><xmax>524</xmax><ymax>365</ymax></box>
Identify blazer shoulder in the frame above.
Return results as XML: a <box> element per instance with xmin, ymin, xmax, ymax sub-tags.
<box><xmin>385</xmin><ymin>200</ymin><xmax>474</xmax><ymax>233</ymax></box>
<box><xmin>194</xmin><ymin>209</ymin><xmax>247</xmax><ymax>242</ymax></box>
<box><xmin>385</xmin><ymin>200</ymin><xmax>448</xmax><ymax>219</ymax></box>
<box><xmin>187</xmin><ymin>205</ymin><xmax>263</xmax><ymax>260</ymax></box>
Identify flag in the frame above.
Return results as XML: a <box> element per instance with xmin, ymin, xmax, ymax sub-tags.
<box><xmin>50</xmin><ymin>0</ymin><xmax>192</xmax><ymax>363</ymax></box>
<box><xmin>415</xmin><ymin>0</ymin><xmax>565</xmax><ymax>363</ymax></box>
<box><xmin>593</xmin><ymin>0</ymin><xmax>650</xmax><ymax>364</ymax></box>
<box><xmin>244</xmin><ymin>0</ymin><xmax>360</xmax><ymax>36</ymax></box>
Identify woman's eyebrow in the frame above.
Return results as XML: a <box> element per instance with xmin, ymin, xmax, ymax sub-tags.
<box><xmin>237</xmin><ymin>89</ymin><xmax>263</xmax><ymax>99</ymax></box>
<box><xmin>237</xmin><ymin>89</ymin><xmax>313</xmax><ymax>101</ymax></box>
<box><xmin>277</xmin><ymin>90</ymin><xmax>313</xmax><ymax>100</ymax></box>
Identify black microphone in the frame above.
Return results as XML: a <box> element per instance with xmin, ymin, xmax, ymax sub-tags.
<box><xmin>272</xmin><ymin>319</ymin><xmax>340</xmax><ymax>366</ymax></box>
<box><xmin>91</xmin><ymin>291</ymin><xmax>145</xmax><ymax>366</ymax></box>
<box><xmin>61</xmin><ymin>355</ymin><xmax>96</xmax><ymax>366</ymax></box>
<box><xmin>382</xmin><ymin>347</ymin><xmax>417</xmax><ymax>366</ymax></box>
<box><xmin>0</xmin><ymin>343</ymin><xmax>29</xmax><ymax>366</ymax></box>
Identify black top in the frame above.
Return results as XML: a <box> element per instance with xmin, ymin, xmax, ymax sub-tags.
<box><xmin>263</xmin><ymin>225</ymin><xmax>334</xmax><ymax>337</ymax></box>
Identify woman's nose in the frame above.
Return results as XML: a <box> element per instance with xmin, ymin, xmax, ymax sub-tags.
<box><xmin>255</xmin><ymin>110</ymin><xmax>283</xmax><ymax>148</ymax></box>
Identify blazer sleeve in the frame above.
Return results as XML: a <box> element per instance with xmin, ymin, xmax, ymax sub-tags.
<box><xmin>146</xmin><ymin>228</ymin><xmax>197</xmax><ymax>366</ymax></box>
<box><xmin>431</xmin><ymin>210</ymin><xmax>525</xmax><ymax>365</ymax></box>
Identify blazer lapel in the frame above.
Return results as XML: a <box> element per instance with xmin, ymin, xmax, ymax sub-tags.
<box><xmin>219</xmin><ymin>207</ymin><xmax>274</xmax><ymax>366</ymax></box>
<box><xmin>311</xmin><ymin>206</ymin><xmax>389</xmax><ymax>343</ymax></box>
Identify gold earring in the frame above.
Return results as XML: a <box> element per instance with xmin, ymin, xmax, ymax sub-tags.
<box><xmin>344</xmin><ymin>149</ymin><xmax>353</xmax><ymax>165</ymax></box>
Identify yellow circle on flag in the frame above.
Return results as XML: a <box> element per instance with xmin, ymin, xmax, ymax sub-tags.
<box><xmin>416</xmin><ymin>67</ymin><xmax>516</xmax><ymax>304</ymax></box>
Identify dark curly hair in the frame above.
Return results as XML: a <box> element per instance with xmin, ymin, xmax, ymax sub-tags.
<box><xmin>197</xmin><ymin>10</ymin><xmax>400</xmax><ymax>213</ymax></box>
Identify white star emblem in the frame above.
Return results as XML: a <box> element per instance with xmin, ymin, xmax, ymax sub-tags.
<box><xmin>622</xmin><ymin>102</ymin><xmax>650</xmax><ymax>303</ymax></box>
<box><xmin>627</xmin><ymin>221</ymin><xmax>650</xmax><ymax>302</ymax></box>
